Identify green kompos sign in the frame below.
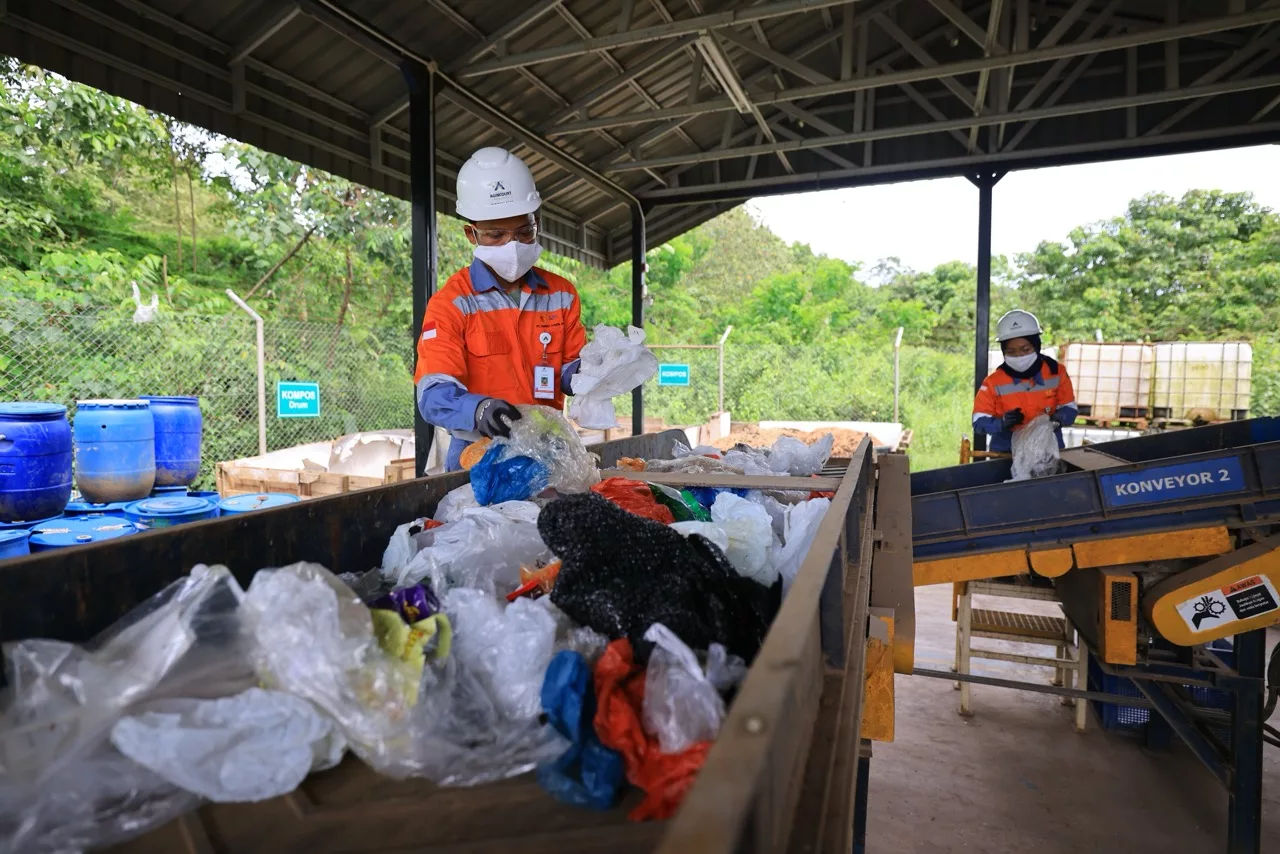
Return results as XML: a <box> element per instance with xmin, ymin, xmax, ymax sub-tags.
<box><xmin>277</xmin><ymin>381</ymin><xmax>320</xmax><ymax>418</ymax></box>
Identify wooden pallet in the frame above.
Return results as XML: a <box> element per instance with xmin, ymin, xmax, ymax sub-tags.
<box><xmin>215</xmin><ymin>457</ymin><xmax>416</xmax><ymax>498</ymax></box>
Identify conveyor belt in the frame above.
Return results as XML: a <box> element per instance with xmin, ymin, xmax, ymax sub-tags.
<box><xmin>911</xmin><ymin>418</ymin><xmax>1280</xmax><ymax>560</ymax></box>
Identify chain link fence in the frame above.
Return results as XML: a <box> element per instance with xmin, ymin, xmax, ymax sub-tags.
<box><xmin>0</xmin><ymin>299</ymin><xmax>414</xmax><ymax>489</ymax></box>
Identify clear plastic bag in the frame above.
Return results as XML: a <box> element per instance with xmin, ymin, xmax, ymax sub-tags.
<box><xmin>710</xmin><ymin>493</ymin><xmax>778</xmax><ymax>586</ymax></box>
<box><xmin>767</xmin><ymin>434</ymin><xmax>834</xmax><ymax>476</ymax></box>
<box><xmin>444</xmin><ymin>589</ymin><xmax>559</xmax><ymax>721</ymax></box>
<box><xmin>770</xmin><ymin>498</ymin><xmax>831</xmax><ymax>595</ymax></box>
<box><xmin>746</xmin><ymin>490</ymin><xmax>789</xmax><ymax>539</ymax></box>
<box><xmin>567</xmin><ymin>325</ymin><xmax>659</xmax><ymax>429</ymax></box>
<box><xmin>110</xmin><ymin>687</ymin><xmax>344</xmax><ymax>803</ymax></box>
<box><xmin>502</xmin><ymin>405</ymin><xmax>600</xmax><ymax>494</ymax></box>
<box><xmin>0</xmin><ymin>565</ymin><xmax>252</xmax><ymax>853</ymax></box>
<box><xmin>434</xmin><ymin>483</ymin><xmax>480</xmax><ymax>522</ymax></box>
<box><xmin>704</xmin><ymin>645</ymin><xmax>748</xmax><ymax>693</ymax></box>
<box><xmin>640</xmin><ymin>624</ymin><xmax>726</xmax><ymax>754</ymax></box>
<box><xmin>241</xmin><ymin>562</ymin><xmax>422</xmax><ymax>778</ymax></box>
<box><xmin>380</xmin><ymin>518</ymin><xmax>442</xmax><ymax>582</ymax></box>
<box><xmin>644</xmin><ymin>454</ymin><xmax>746</xmax><ymax>476</ymax></box>
<box><xmin>1008</xmin><ymin>415</ymin><xmax>1062</xmax><ymax>482</ymax></box>
<box><xmin>388</xmin><ymin>502</ymin><xmax>551</xmax><ymax>594</ymax></box>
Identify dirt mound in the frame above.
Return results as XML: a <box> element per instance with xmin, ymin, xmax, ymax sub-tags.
<box><xmin>714</xmin><ymin>427</ymin><xmax>867</xmax><ymax>458</ymax></box>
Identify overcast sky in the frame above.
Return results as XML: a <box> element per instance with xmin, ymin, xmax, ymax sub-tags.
<box><xmin>747</xmin><ymin>145</ymin><xmax>1280</xmax><ymax>275</ymax></box>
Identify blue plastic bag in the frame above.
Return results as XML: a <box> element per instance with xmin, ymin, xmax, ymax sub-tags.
<box><xmin>687</xmin><ymin>486</ymin><xmax>748</xmax><ymax>511</ymax></box>
<box><xmin>470</xmin><ymin>444</ymin><xmax>550</xmax><ymax>506</ymax></box>
<box><xmin>537</xmin><ymin>650</ymin><xmax>624</xmax><ymax>810</ymax></box>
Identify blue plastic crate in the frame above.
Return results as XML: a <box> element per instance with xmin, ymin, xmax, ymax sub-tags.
<box><xmin>1088</xmin><ymin>642</ymin><xmax>1235</xmax><ymax>737</ymax></box>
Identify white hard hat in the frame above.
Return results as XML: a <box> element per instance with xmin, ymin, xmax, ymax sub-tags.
<box><xmin>455</xmin><ymin>147</ymin><xmax>541</xmax><ymax>221</ymax></box>
<box><xmin>995</xmin><ymin>309</ymin><xmax>1043</xmax><ymax>342</ymax></box>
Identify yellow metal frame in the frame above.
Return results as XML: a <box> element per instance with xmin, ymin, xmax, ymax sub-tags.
<box><xmin>861</xmin><ymin>608</ymin><xmax>896</xmax><ymax>742</ymax></box>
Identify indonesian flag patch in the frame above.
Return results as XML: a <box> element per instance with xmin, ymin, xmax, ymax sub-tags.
<box><xmin>421</xmin><ymin>321</ymin><xmax>437</xmax><ymax>341</ymax></box>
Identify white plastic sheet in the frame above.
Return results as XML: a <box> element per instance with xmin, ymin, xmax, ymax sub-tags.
<box><xmin>388</xmin><ymin>502</ymin><xmax>550</xmax><ymax>593</ymax></box>
<box><xmin>568</xmin><ymin>325</ymin><xmax>659</xmax><ymax>429</ymax></box>
<box><xmin>111</xmin><ymin>688</ymin><xmax>344</xmax><ymax>803</ymax></box>
<box><xmin>767</xmin><ymin>434</ymin><xmax>834</xmax><ymax>476</ymax></box>
<box><xmin>434</xmin><ymin>483</ymin><xmax>479</xmax><ymax>522</ymax></box>
<box><xmin>771</xmin><ymin>498</ymin><xmax>831</xmax><ymax>595</ymax></box>
<box><xmin>1008</xmin><ymin>415</ymin><xmax>1062</xmax><ymax>482</ymax></box>
<box><xmin>131</xmin><ymin>282</ymin><xmax>158</xmax><ymax>323</ymax></box>
<box><xmin>640</xmin><ymin>624</ymin><xmax>727</xmax><ymax>754</ymax></box>
<box><xmin>669</xmin><ymin>520</ymin><xmax>732</xmax><ymax>556</ymax></box>
<box><xmin>710</xmin><ymin>493</ymin><xmax>778</xmax><ymax>586</ymax></box>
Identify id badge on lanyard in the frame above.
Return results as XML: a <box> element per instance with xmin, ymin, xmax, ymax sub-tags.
<box><xmin>533</xmin><ymin>331</ymin><xmax>555</xmax><ymax>400</ymax></box>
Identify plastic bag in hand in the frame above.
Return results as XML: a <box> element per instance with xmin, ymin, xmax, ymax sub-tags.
<box><xmin>710</xmin><ymin>493</ymin><xmax>778</xmax><ymax>586</ymax></box>
<box><xmin>770</xmin><ymin>498</ymin><xmax>830</xmax><ymax>596</ymax></box>
<box><xmin>537</xmin><ymin>650</ymin><xmax>624</xmax><ymax>809</ymax></box>
<box><xmin>501</xmin><ymin>405</ymin><xmax>600</xmax><ymax>495</ymax></box>
<box><xmin>388</xmin><ymin>502</ymin><xmax>551</xmax><ymax>593</ymax></box>
<box><xmin>767</xmin><ymin>434</ymin><xmax>834</xmax><ymax>476</ymax></box>
<box><xmin>470</xmin><ymin>442</ymin><xmax>551</xmax><ymax>505</ymax></box>
<box><xmin>641</xmin><ymin>624</ymin><xmax>727</xmax><ymax>754</ymax></box>
<box><xmin>568</xmin><ymin>325</ymin><xmax>659</xmax><ymax>429</ymax></box>
<box><xmin>241</xmin><ymin>562</ymin><xmax>421</xmax><ymax>777</ymax></box>
<box><xmin>110</xmin><ymin>687</ymin><xmax>344</xmax><ymax>803</ymax></box>
<box><xmin>1008</xmin><ymin>415</ymin><xmax>1062</xmax><ymax>482</ymax></box>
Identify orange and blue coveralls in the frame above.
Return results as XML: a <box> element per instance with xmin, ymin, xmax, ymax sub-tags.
<box><xmin>972</xmin><ymin>357</ymin><xmax>1077</xmax><ymax>453</ymax></box>
<box><xmin>414</xmin><ymin>259</ymin><xmax>587</xmax><ymax>471</ymax></box>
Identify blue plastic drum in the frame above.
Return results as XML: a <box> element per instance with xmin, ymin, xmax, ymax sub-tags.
<box><xmin>0</xmin><ymin>402</ymin><xmax>73</xmax><ymax>522</ymax></box>
<box><xmin>64</xmin><ymin>500</ymin><xmax>132</xmax><ymax>516</ymax></box>
<box><xmin>218</xmin><ymin>493</ymin><xmax>301</xmax><ymax>515</ymax></box>
<box><xmin>187</xmin><ymin>490</ymin><xmax>222</xmax><ymax>515</ymax></box>
<box><xmin>0</xmin><ymin>529</ymin><xmax>30</xmax><ymax>560</ymax></box>
<box><xmin>150</xmin><ymin>485</ymin><xmax>190</xmax><ymax>496</ymax></box>
<box><xmin>0</xmin><ymin>514</ymin><xmax>63</xmax><ymax>531</ymax></box>
<box><xmin>73</xmin><ymin>399</ymin><xmax>156</xmax><ymax>503</ymax></box>
<box><xmin>27</xmin><ymin>517</ymin><xmax>138</xmax><ymax>551</ymax></box>
<box><xmin>124</xmin><ymin>495</ymin><xmax>219</xmax><ymax>528</ymax></box>
<box><xmin>140</xmin><ymin>396</ymin><xmax>202</xmax><ymax>487</ymax></box>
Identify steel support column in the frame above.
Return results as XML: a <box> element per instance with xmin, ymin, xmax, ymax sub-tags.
<box><xmin>406</xmin><ymin>61</ymin><xmax>437</xmax><ymax>476</ymax></box>
<box><xmin>970</xmin><ymin>170</ymin><xmax>1003</xmax><ymax>452</ymax></box>
<box><xmin>1229</xmin><ymin>629</ymin><xmax>1266</xmax><ymax>854</ymax></box>
<box><xmin>631</xmin><ymin>206</ymin><xmax>647</xmax><ymax>437</ymax></box>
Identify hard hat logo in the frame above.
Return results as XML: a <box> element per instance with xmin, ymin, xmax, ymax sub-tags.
<box><xmin>456</xmin><ymin>147</ymin><xmax>541</xmax><ymax>221</ymax></box>
<box><xmin>996</xmin><ymin>309</ymin><xmax>1043</xmax><ymax>342</ymax></box>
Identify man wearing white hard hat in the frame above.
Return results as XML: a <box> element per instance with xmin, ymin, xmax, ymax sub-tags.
<box><xmin>413</xmin><ymin>147</ymin><xmax>587</xmax><ymax>471</ymax></box>
<box><xmin>972</xmin><ymin>309</ymin><xmax>1078</xmax><ymax>454</ymax></box>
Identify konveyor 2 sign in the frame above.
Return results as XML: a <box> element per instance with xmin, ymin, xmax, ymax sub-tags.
<box><xmin>277</xmin><ymin>381</ymin><xmax>321</xmax><ymax>418</ymax></box>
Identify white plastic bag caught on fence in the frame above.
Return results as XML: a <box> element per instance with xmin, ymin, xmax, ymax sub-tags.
<box><xmin>567</xmin><ymin>325</ymin><xmax>659</xmax><ymax>429</ymax></box>
<box><xmin>131</xmin><ymin>282</ymin><xmax>159</xmax><ymax>323</ymax></box>
<box><xmin>110</xmin><ymin>687</ymin><xmax>344</xmax><ymax>803</ymax></box>
<box><xmin>1008</xmin><ymin>415</ymin><xmax>1061</xmax><ymax>482</ymax></box>
<box><xmin>641</xmin><ymin>624</ymin><xmax>728</xmax><ymax>754</ymax></box>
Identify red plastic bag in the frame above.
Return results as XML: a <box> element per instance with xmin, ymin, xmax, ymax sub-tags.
<box><xmin>590</xmin><ymin>477</ymin><xmax>675</xmax><ymax>525</ymax></box>
<box><xmin>592</xmin><ymin>639</ymin><xmax>711</xmax><ymax>821</ymax></box>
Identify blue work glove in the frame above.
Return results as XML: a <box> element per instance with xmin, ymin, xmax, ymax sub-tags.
<box><xmin>475</xmin><ymin>398</ymin><xmax>522</xmax><ymax>439</ymax></box>
<box><xmin>1001</xmin><ymin>409</ymin><xmax>1025</xmax><ymax>431</ymax></box>
<box><xmin>1051</xmin><ymin>409</ymin><xmax>1074</xmax><ymax>429</ymax></box>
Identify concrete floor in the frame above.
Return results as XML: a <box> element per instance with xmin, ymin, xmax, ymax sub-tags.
<box><xmin>865</xmin><ymin>584</ymin><xmax>1280</xmax><ymax>854</ymax></box>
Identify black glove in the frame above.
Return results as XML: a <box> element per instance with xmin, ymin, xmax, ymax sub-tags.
<box><xmin>475</xmin><ymin>398</ymin><xmax>522</xmax><ymax>439</ymax></box>
<box><xmin>1001</xmin><ymin>409</ymin><xmax>1025</xmax><ymax>431</ymax></box>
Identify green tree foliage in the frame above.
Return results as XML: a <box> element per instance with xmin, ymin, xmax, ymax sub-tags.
<box><xmin>4</xmin><ymin>62</ymin><xmax>1280</xmax><ymax>475</ymax></box>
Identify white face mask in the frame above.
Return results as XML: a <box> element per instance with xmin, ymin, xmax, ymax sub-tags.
<box><xmin>1005</xmin><ymin>353</ymin><xmax>1038</xmax><ymax>373</ymax></box>
<box><xmin>474</xmin><ymin>240</ymin><xmax>542</xmax><ymax>283</ymax></box>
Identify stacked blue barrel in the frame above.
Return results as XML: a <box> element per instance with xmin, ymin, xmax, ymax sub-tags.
<box><xmin>0</xmin><ymin>402</ymin><xmax>74</xmax><ymax>557</ymax></box>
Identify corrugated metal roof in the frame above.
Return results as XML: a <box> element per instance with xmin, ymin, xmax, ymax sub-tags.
<box><xmin>2</xmin><ymin>0</ymin><xmax>1278</xmax><ymax>268</ymax></box>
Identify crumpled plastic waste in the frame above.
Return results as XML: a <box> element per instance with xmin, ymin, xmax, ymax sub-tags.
<box><xmin>669</xmin><ymin>520</ymin><xmax>731</xmax><ymax>556</ymax></box>
<box><xmin>705</xmin><ymin>643</ymin><xmax>748</xmax><ymax>694</ymax></box>
<box><xmin>672</xmin><ymin>442</ymin><xmax>723</xmax><ymax>459</ymax></box>
<box><xmin>459</xmin><ymin>438</ymin><xmax>491</xmax><ymax>470</ymax></box>
<box><xmin>445</xmin><ymin>589</ymin><xmax>560</xmax><ymax>721</ymax></box>
<box><xmin>241</xmin><ymin>562</ymin><xmax>421</xmax><ymax>777</ymax></box>
<box><xmin>686</xmin><ymin>485</ymin><xmax>747</xmax><ymax>510</ymax></box>
<box><xmin>767</xmin><ymin>434</ymin><xmax>834</xmax><ymax>476</ymax></box>
<box><xmin>337</xmin><ymin>567</ymin><xmax>390</xmax><ymax>603</ymax></box>
<box><xmin>506</xmin><ymin>560</ymin><xmax>562</xmax><ymax>602</ymax></box>
<box><xmin>387</xmin><ymin>501</ymin><xmax>551</xmax><ymax>594</ymax></box>
<box><xmin>470</xmin><ymin>442</ymin><xmax>551</xmax><ymax>505</ymax></box>
<box><xmin>110</xmin><ymin>687</ymin><xmax>345</xmax><ymax>803</ymax></box>
<box><xmin>594</xmin><ymin>639</ymin><xmax>711</xmax><ymax>822</ymax></box>
<box><xmin>503</xmin><ymin>405</ymin><xmax>600</xmax><ymax>495</ymax></box>
<box><xmin>1008</xmin><ymin>415</ymin><xmax>1062</xmax><ymax>482</ymax></box>
<box><xmin>542</xmin><ymin>493</ymin><xmax>780</xmax><ymax>663</ymax></box>
<box><xmin>591</xmin><ymin>476</ymin><xmax>675</xmax><ymax>524</ymax></box>
<box><xmin>646</xmin><ymin>446</ymin><xmax>744</xmax><ymax>476</ymax></box>
<box><xmin>369</xmin><ymin>584</ymin><xmax>441</xmax><ymax>624</ymax></box>
<box><xmin>746</xmin><ymin>489</ymin><xmax>789</xmax><ymax>539</ymax></box>
<box><xmin>0</xmin><ymin>565</ymin><xmax>253</xmax><ymax>853</ymax></box>
<box><xmin>771</xmin><ymin>498</ymin><xmax>830</xmax><ymax>595</ymax></box>
<box><xmin>641</xmin><ymin>624</ymin><xmax>730</xmax><ymax>754</ymax></box>
<box><xmin>434</xmin><ymin>483</ymin><xmax>480</xmax><ymax>523</ymax></box>
<box><xmin>537</xmin><ymin>650</ymin><xmax>625</xmax><ymax>809</ymax></box>
<box><xmin>649</xmin><ymin>482</ymin><xmax>711</xmax><ymax>522</ymax></box>
<box><xmin>371</xmin><ymin>608</ymin><xmax>452</xmax><ymax>686</ymax></box>
<box><xmin>709</xmin><ymin>493</ymin><xmax>778</xmax><ymax>586</ymax></box>
<box><xmin>411</xmin><ymin>591</ymin><xmax>566</xmax><ymax>787</ymax></box>
<box><xmin>616</xmin><ymin>457</ymin><xmax>647</xmax><ymax>471</ymax></box>
<box><xmin>381</xmin><ymin>518</ymin><xmax>446</xmax><ymax>582</ymax></box>
<box><xmin>567</xmin><ymin>325</ymin><xmax>659</xmax><ymax>429</ymax></box>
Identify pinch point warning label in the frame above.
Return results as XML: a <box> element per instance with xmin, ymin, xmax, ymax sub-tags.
<box><xmin>1175</xmin><ymin>574</ymin><xmax>1279</xmax><ymax>632</ymax></box>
